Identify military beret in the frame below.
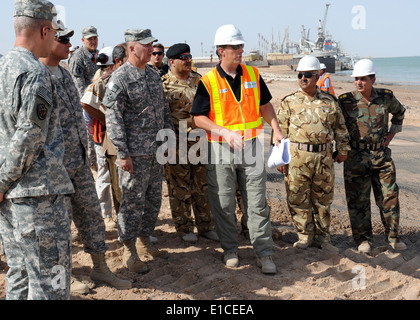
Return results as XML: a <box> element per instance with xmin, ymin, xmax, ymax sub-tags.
<box><xmin>82</xmin><ymin>26</ymin><xmax>98</xmax><ymax>39</ymax></box>
<box><xmin>125</xmin><ymin>29</ymin><xmax>157</xmax><ymax>45</ymax></box>
<box><xmin>14</xmin><ymin>0</ymin><xmax>61</xmax><ymax>29</ymax></box>
<box><xmin>166</xmin><ymin>43</ymin><xmax>191</xmax><ymax>59</ymax></box>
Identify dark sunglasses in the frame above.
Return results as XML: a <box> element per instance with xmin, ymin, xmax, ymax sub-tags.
<box><xmin>57</xmin><ymin>36</ymin><xmax>71</xmax><ymax>45</ymax></box>
<box><xmin>152</xmin><ymin>51</ymin><xmax>164</xmax><ymax>56</ymax></box>
<box><xmin>228</xmin><ymin>44</ymin><xmax>244</xmax><ymax>50</ymax></box>
<box><xmin>298</xmin><ymin>72</ymin><xmax>316</xmax><ymax>79</ymax></box>
<box><xmin>174</xmin><ymin>54</ymin><xmax>193</xmax><ymax>61</ymax></box>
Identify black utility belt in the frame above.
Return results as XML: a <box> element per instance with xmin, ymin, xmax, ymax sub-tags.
<box><xmin>351</xmin><ymin>141</ymin><xmax>383</xmax><ymax>151</ymax></box>
<box><xmin>291</xmin><ymin>142</ymin><xmax>332</xmax><ymax>152</ymax></box>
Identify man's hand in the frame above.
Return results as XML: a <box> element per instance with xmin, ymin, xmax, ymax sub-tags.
<box><xmin>383</xmin><ymin>133</ymin><xmax>396</xmax><ymax>148</ymax></box>
<box><xmin>277</xmin><ymin>165</ymin><xmax>288</xmax><ymax>175</ymax></box>
<box><xmin>120</xmin><ymin>156</ymin><xmax>134</xmax><ymax>173</ymax></box>
<box><xmin>222</xmin><ymin>129</ymin><xmax>244</xmax><ymax>151</ymax></box>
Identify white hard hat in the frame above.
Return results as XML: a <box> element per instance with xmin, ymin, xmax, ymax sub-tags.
<box><xmin>97</xmin><ymin>46</ymin><xmax>114</xmax><ymax>66</ymax></box>
<box><xmin>214</xmin><ymin>24</ymin><xmax>246</xmax><ymax>46</ymax></box>
<box><xmin>351</xmin><ymin>59</ymin><xmax>376</xmax><ymax>77</ymax></box>
<box><xmin>320</xmin><ymin>63</ymin><xmax>327</xmax><ymax>70</ymax></box>
<box><xmin>296</xmin><ymin>55</ymin><xmax>321</xmax><ymax>72</ymax></box>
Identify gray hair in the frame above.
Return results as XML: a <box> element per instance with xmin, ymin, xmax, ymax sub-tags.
<box><xmin>14</xmin><ymin>16</ymin><xmax>49</xmax><ymax>34</ymax></box>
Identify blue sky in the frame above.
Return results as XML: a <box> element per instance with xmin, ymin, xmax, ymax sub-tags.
<box><xmin>1</xmin><ymin>0</ymin><xmax>418</xmax><ymax>58</ymax></box>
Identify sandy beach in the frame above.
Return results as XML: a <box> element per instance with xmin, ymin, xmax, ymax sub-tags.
<box><xmin>0</xmin><ymin>65</ymin><xmax>419</xmax><ymax>304</ymax></box>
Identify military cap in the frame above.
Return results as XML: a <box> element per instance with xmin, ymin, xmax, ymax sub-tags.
<box><xmin>166</xmin><ymin>43</ymin><xmax>191</xmax><ymax>59</ymax></box>
<box><xmin>14</xmin><ymin>0</ymin><xmax>61</xmax><ymax>29</ymax></box>
<box><xmin>125</xmin><ymin>29</ymin><xmax>157</xmax><ymax>45</ymax></box>
<box><xmin>55</xmin><ymin>20</ymin><xmax>73</xmax><ymax>37</ymax></box>
<box><xmin>82</xmin><ymin>26</ymin><xmax>98</xmax><ymax>39</ymax></box>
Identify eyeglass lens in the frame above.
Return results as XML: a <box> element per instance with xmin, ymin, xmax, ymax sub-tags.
<box><xmin>298</xmin><ymin>72</ymin><xmax>315</xmax><ymax>79</ymax></box>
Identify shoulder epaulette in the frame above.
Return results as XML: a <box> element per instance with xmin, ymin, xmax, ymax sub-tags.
<box><xmin>281</xmin><ymin>91</ymin><xmax>299</xmax><ymax>102</ymax></box>
<box><xmin>377</xmin><ymin>88</ymin><xmax>394</xmax><ymax>97</ymax></box>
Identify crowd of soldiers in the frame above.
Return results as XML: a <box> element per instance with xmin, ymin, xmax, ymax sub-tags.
<box><xmin>0</xmin><ymin>0</ymin><xmax>408</xmax><ymax>300</ymax></box>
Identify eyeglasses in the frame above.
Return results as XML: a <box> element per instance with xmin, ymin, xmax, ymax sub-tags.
<box><xmin>174</xmin><ymin>54</ymin><xmax>193</xmax><ymax>61</ymax></box>
<box><xmin>152</xmin><ymin>51</ymin><xmax>164</xmax><ymax>56</ymax></box>
<box><xmin>227</xmin><ymin>44</ymin><xmax>244</xmax><ymax>50</ymax></box>
<box><xmin>298</xmin><ymin>72</ymin><xmax>316</xmax><ymax>79</ymax></box>
<box><xmin>46</xmin><ymin>27</ymin><xmax>60</xmax><ymax>40</ymax></box>
<box><xmin>57</xmin><ymin>36</ymin><xmax>71</xmax><ymax>45</ymax></box>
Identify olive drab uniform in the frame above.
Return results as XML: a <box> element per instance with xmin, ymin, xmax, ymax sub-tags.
<box><xmin>46</xmin><ymin>65</ymin><xmax>108</xmax><ymax>255</ymax></box>
<box><xmin>162</xmin><ymin>70</ymin><xmax>215</xmax><ymax>236</ymax></box>
<box><xmin>338</xmin><ymin>89</ymin><xmax>406</xmax><ymax>245</ymax></box>
<box><xmin>0</xmin><ymin>47</ymin><xmax>74</xmax><ymax>300</ymax></box>
<box><xmin>276</xmin><ymin>88</ymin><xmax>350</xmax><ymax>243</ymax></box>
<box><xmin>103</xmin><ymin>61</ymin><xmax>174</xmax><ymax>242</ymax></box>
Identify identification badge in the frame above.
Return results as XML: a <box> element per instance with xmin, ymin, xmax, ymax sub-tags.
<box><xmin>219</xmin><ymin>88</ymin><xmax>229</xmax><ymax>94</ymax></box>
<box><xmin>244</xmin><ymin>82</ymin><xmax>257</xmax><ymax>89</ymax></box>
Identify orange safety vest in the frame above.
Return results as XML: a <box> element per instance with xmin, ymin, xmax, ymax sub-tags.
<box><xmin>317</xmin><ymin>73</ymin><xmax>335</xmax><ymax>96</ymax></box>
<box><xmin>93</xmin><ymin>119</ymin><xmax>103</xmax><ymax>144</ymax></box>
<box><xmin>201</xmin><ymin>64</ymin><xmax>263</xmax><ymax>143</ymax></box>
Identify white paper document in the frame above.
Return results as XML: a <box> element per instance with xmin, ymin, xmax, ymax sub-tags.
<box><xmin>267</xmin><ymin>138</ymin><xmax>291</xmax><ymax>168</ymax></box>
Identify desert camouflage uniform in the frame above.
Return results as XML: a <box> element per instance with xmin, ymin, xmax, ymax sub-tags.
<box><xmin>103</xmin><ymin>62</ymin><xmax>174</xmax><ymax>241</ymax></box>
<box><xmin>162</xmin><ymin>70</ymin><xmax>215</xmax><ymax>235</ymax></box>
<box><xmin>338</xmin><ymin>89</ymin><xmax>405</xmax><ymax>245</ymax></box>
<box><xmin>277</xmin><ymin>88</ymin><xmax>350</xmax><ymax>243</ymax></box>
<box><xmin>47</xmin><ymin>65</ymin><xmax>108</xmax><ymax>254</ymax></box>
<box><xmin>0</xmin><ymin>47</ymin><xmax>74</xmax><ymax>300</ymax></box>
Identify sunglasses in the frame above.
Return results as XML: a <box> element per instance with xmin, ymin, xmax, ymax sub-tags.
<box><xmin>46</xmin><ymin>27</ymin><xmax>60</xmax><ymax>40</ymax></box>
<box><xmin>57</xmin><ymin>36</ymin><xmax>71</xmax><ymax>45</ymax></box>
<box><xmin>228</xmin><ymin>44</ymin><xmax>244</xmax><ymax>50</ymax></box>
<box><xmin>298</xmin><ymin>72</ymin><xmax>316</xmax><ymax>79</ymax></box>
<box><xmin>152</xmin><ymin>51</ymin><xmax>164</xmax><ymax>56</ymax></box>
<box><xmin>174</xmin><ymin>54</ymin><xmax>193</xmax><ymax>61</ymax></box>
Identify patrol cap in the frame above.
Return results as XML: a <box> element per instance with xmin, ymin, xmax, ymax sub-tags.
<box><xmin>125</xmin><ymin>29</ymin><xmax>158</xmax><ymax>45</ymax></box>
<box><xmin>56</xmin><ymin>20</ymin><xmax>74</xmax><ymax>37</ymax></box>
<box><xmin>14</xmin><ymin>0</ymin><xmax>62</xmax><ymax>30</ymax></box>
<box><xmin>166</xmin><ymin>43</ymin><xmax>191</xmax><ymax>59</ymax></box>
<box><xmin>82</xmin><ymin>26</ymin><xmax>98</xmax><ymax>39</ymax></box>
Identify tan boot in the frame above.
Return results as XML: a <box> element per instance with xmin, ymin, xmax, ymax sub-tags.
<box><xmin>293</xmin><ymin>234</ymin><xmax>313</xmax><ymax>249</ymax></box>
<box><xmin>71</xmin><ymin>276</ymin><xmax>89</xmax><ymax>295</ymax></box>
<box><xmin>136</xmin><ymin>236</ymin><xmax>169</xmax><ymax>259</ymax></box>
<box><xmin>123</xmin><ymin>240</ymin><xmax>149</xmax><ymax>274</ymax></box>
<box><xmin>90</xmin><ymin>253</ymin><xmax>132</xmax><ymax>290</ymax></box>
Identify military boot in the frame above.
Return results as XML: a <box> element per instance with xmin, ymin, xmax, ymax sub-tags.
<box><xmin>123</xmin><ymin>240</ymin><xmax>149</xmax><ymax>274</ymax></box>
<box><xmin>136</xmin><ymin>236</ymin><xmax>169</xmax><ymax>259</ymax></box>
<box><xmin>71</xmin><ymin>276</ymin><xmax>89</xmax><ymax>295</ymax></box>
<box><xmin>90</xmin><ymin>253</ymin><xmax>132</xmax><ymax>290</ymax></box>
<box><xmin>293</xmin><ymin>234</ymin><xmax>313</xmax><ymax>249</ymax></box>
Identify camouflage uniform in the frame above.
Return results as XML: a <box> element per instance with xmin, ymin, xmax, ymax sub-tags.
<box><xmin>162</xmin><ymin>70</ymin><xmax>215</xmax><ymax>236</ymax></box>
<box><xmin>68</xmin><ymin>45</ymin><xmax>99</xmax><ymax>166</ymax></box>
<box><xmin>103</xmin><ymin>61</ymin><xmax>174</xmax><ymax>241</ymax></box>
<box><xmin>338</xmin><ymin>89</ymin><xmax>406</xmax><ymax>245</ymax></box>
<box><xmin>0</xmin><ymin>47</ymin><xmax>74</xmax><ymax>300</ymax></box>
<box><xmin>47</xmin><ymin>65</ymin><xmax>108</xmax><ymax>254</ymax></box>
<box><xmin>277</xmin><ymin>88</ymin><xmax>350</xmax><ymax>243</ymax></box>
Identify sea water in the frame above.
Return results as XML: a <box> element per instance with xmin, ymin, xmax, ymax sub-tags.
<box><xmin>338</xmin><ymin>56</ymin><xmax>420</xmax><ymax>86</ymax></box>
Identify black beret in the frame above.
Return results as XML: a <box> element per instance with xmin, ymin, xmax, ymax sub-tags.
<box><xmin>166</xmin><ymin>43</ymin><xmax>191</xmax><ymax>59</ymax></box>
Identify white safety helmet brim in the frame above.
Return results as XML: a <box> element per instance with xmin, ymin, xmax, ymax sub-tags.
<box><xmin>296</xmin><ymin>55</ymin><xmax>321</xmax><ymax>72</ymax></box>
<box><xmin>351</xmin><ymin>59</ymin><xmax>376</xmax><ymax>77</ymax></box>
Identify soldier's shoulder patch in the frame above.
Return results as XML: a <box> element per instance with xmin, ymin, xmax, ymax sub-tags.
<box><xmin>377</xmin><ymin>88</ymin><xmax>394</xmax><ymax>98</ymax></box>
<box><xmin>339</xmin><ymin>92</ymin><xmax>354</xmax><ymax>102</ymax></box>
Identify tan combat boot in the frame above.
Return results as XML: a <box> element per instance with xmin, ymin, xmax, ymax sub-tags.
<box><xmin>136</xmin><ymin>236</ymin><xmax>169</xmax><ymax>259</ymax></box>
<box><xmin>123</xmin><ymin>240</ymin><xmax>149</xmax><ymax>274</ymax></box>
<box><xmin>90</xmin><ymin>253</ymin><xmax>132</xmax><ymax>290</ymax></box>
<box><xmin>71</xmin><ymin>276</ymin><xmax>89</xmax><ymax>295</ymax></box>
<box><xmin>293</xmin><ymin>234</ymin><xmax>313</xmax><ymax>249</ymax></box>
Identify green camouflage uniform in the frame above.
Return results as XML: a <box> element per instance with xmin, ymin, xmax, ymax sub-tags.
<box><xmin>162</xmin><ymin>70</ymin><xmax>215</xmax><ymax>236</ymax></box>
<box><xmin>338</xmin><ymin>89</ymin><xmax>405</xmax><ymax>245</ymax></box>
<box><xmin>277</xmin><ymin>88</ymin><xmax>350</xmax><ymax>243</ymax></box>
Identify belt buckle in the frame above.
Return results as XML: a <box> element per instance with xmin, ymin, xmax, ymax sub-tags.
<box><xmin>313</xmin><ymin>145</ymin><xmax>319</xmax><ymax>152</ymax></box>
